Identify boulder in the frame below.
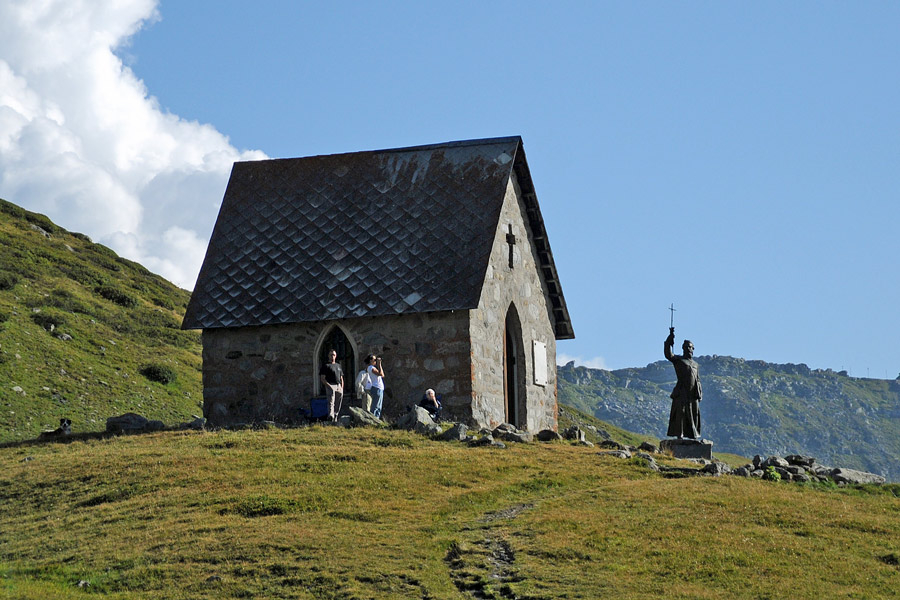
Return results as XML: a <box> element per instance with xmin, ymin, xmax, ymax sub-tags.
<box><xmin>598</xmin><ymin>449</ymin><xmax>629</xmax><ymax>458</ymax></box>
<box><xmin>106</xmin><ymin>413</ymin><xmax>148</xmax><ymax>433</ymax></box>
<box><xmin>502</xmin><ymin>431</ymin><xmax>533</xmax><ymax>444</ymax></box>
<box><xmin>786</xmin><ymin>454</ymin><xmax>816</xmax><ymax>468</ymax></box>
<box><xmin>599</xmin><ymin>440</ymin><xmax>627</xmax><ymax>451</ymax></box>
<box><xmin>145</xmin><ymin>420</ymin><xmax>166</xmax><ymax>431</ymax></box>
<box><xmin>536</xmin><ymin>429</ymin><xmax>563</xmax><ymax>442</ymax></box>
<box><xmin>749</xmin><ymin>469</ymin><xmax>764</xmax><ymax>478</ymax></box>
<box><xmin>635</xmin><ymin>452</ymin><xmax>659</xmax><ymax>471</ymax></box>
<box><xmin>752</xmin><ymin>455</ymin><xmax>764</xmax><ymax>469</ymax></box>
<box><xmin>733</xmin><ymin>466</ymin><xmax>752</xmax><ymax>477</ymax></box>
<box><xmin>183</xmin><ymin>417</ymin><xmax>206</xmax><ymax>430</ymax></box>
<box><xmin>440</xmin><ymin>423</ymin><xmax>469</xmax><ymax>442</ymax></box>
<box><xmin>30</xmin><ymin>224</ymin><xmax>51</xmax><ymax>238</ymax></box>
<box><xmin>346</xmin><ymin>406</ymin><xmax>385</xmax><ymax>428</ymax></box>
<box><xmin>577</xmin><ymin>439</ymin><xmax>595</xmax><ymax>448</ymax></box>
<box><xmin>562</xmin><ymin>426</ymin><xmax>585</xmax><ymax>442</ymax></box>
<box><xmin>762</xmin><ymin>456</ymin><xmax>790</xmax><ymax>469</ymax></box>
<box><xmin>810</xmin><ymin>464</ymin><xmax>833</xmax><ymax>477</ymax></box>
<box><xmin>468</xmin><ymin>435</ymin><xmax>495</xmax><ymax>447</ymax></box>
<box><xmin>701</xmin><ymin>462</ymin><xmax>731</xmax><ymax>476</ymax></box>
<box><xmin>638</xmin><ymin>441</ymin><xmax>659</xmax><ymax>454</ymax></box>
<box><xmin>774</xmin><ymin>467</ymin><xmax>792</xmax><ymax>481</ymax></box>
<box><xmin>394</xmin><ymin>406</ymin><xmax>437</xmax><ymax>435</ymax></box>
<box><xmin>492</xmin><ymin>423</ymin><xmax>518</xmax><ymax>436</ymax></box>
<box><xmin>830</xmin><ymin>468</ymin><xmax>886</xmax><ymax>485</ymax></box>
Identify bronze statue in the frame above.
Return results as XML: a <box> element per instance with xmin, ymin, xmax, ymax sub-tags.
<box><xmin>664</xmin><ymin>326</ymin><xmax>702</xmax><ymax>439</ymax></box>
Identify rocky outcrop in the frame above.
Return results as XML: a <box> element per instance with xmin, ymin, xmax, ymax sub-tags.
<box><xmin>731</xmin><ymin>453</ymin><xmax>886</xmax><ymax>485</ymax></box>
<box><xmin>830</xmin><ymin>468</ymin><xmax>886</xmax><ymax>485</ymax></box>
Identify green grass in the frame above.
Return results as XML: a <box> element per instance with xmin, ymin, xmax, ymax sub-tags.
<box><xmin>2</xmin><ymin>197</ymin><xmax>897</xmax><ymax>598</ymax></box>
<box><xmin>0</xmin><ymin>198</ymin><xmax>201</xmax><ymax>440</ymax></box>
<box><xmin>2</xmin><ymin>427</ymin><xmax>899</xmax><ymax>599</ymax></box>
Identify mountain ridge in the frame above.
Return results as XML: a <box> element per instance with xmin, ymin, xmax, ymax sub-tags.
<box><xmin>558</xmin><ymin>357</ymin><xmax>900</xmax><ymax>480</ymax></box>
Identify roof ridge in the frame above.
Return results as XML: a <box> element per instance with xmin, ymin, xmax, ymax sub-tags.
<box><xmin>238</xmin><ymin>136</ymin><xmax>523</xmax><ymax>165</ymax></box>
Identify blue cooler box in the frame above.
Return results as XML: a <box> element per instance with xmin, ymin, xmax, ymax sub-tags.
<box><xmin>309</xmin><ymin>397</ymin><xmax>329</xmax><ymax>419</ymax></box>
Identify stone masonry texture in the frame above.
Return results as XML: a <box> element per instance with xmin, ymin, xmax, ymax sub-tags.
<box><xmin>201</xmin><ymin>174</ymin><xmax>559</xmax><ymax>431</ymax></box>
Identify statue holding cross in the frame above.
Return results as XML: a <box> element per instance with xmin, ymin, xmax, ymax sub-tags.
<box><xmin>664</xmin><ymin>304</ymin><xmax>702</xmax><ymax>439</ymax></box>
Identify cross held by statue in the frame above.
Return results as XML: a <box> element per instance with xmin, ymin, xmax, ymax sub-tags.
<box><xmin>669</xmin><ymin>303</ymin><xmax>676</xmax><ymax>329</ymax></box>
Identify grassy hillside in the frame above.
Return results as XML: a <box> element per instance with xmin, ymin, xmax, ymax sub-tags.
<box><xmin>0</xmin><ymin>198</ymin><xmax>202</xmax><ymax>440</ymax></box>
<box><xmin>2</xmin><ymin>426</ymin><xmax>899</xmax><ymax>599</ymax></box>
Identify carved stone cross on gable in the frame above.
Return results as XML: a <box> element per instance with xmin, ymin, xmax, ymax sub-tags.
<box><xmin>506</xmin><ymin>224</ymin><xmax>516</xmax><ymax>268</ymax></box>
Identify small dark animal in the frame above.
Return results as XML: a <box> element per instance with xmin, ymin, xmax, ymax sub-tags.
<box><xmin>39</xmin><ymin>418</ymin><xmax>72</xmax><ymax>439</ymax></box>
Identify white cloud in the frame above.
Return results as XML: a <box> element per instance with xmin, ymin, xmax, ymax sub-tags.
<box><xmin>556</xmin><ymin>353</ymin><xmax>609</xmax><ymax>370</ymax></box>
<box><xmin>0</xmin><ymin>0</ymin><xmax>266</xmax><ymax>289</ymax></box>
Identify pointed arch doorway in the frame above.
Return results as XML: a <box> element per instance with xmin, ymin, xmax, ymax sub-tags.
<box><xmin>503</xmin><ymin>304</ymin><xmax>526</xmax><ymax>429</ymax></box>
<box><xmin>316</xmin><ymin>326</ymin><xmax>356</xmax><ymax>398</ymax></box>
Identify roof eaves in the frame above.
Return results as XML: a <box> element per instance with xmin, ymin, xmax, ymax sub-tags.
<box><xmin>511</xmin><ymin>141</ymin><xmax>575</xmax><ymax>340</ymax></box>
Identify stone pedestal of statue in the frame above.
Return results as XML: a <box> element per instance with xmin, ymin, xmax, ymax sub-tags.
<box><xmin>660</xmin><ymin>438</ymin><xmax>713</xmax><ymax>460</ymax></box>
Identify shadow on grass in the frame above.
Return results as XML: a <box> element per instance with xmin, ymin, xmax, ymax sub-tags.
<box><xmin>0</xmin><ymin>427</ymin><xmax>192</xmax><ymax>450</ymax></box>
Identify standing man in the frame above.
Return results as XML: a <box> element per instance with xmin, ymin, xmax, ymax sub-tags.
<box><xmin>664</xmin><ymin>327</ymin><xmax>702</xmax><ymax>439</ymax></box>
<box><xmin>319</xmin><ymin>349</ymin><xmax>344</xmax><ymax>422</ymax></box>
<box><xmin>364</xmin><ymin>354</ymin><xmax>386</xmax><ymax>419</ymax></box>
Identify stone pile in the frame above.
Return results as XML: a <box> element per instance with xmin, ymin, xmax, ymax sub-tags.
<box><xmin>732</xmin><ymin>454</ymin><xmax>886</xmax><ymax>485</ymax></box>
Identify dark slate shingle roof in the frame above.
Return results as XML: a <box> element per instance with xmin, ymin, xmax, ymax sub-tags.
<box><xmin>182</xmin><ymin>136</ymin><xmax>574</xmax><ymax>339</ymax></box>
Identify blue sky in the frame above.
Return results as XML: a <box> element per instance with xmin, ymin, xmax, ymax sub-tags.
<box><xmin>1</xmin><ymin>2</ymin><xmax>898</xmax><ymax>378</ymax></box>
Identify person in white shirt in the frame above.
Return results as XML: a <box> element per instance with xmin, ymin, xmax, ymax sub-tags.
<box><xmin>364</xmin><ymin>354</ymin><xmax>386</xmax><ymax>419</ymax></box>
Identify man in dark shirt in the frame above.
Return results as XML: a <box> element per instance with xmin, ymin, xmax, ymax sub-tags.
<box><xmin>319</xmin><ymin>349</ymin><xmax>344</xmax><ymax>422</ymax></box>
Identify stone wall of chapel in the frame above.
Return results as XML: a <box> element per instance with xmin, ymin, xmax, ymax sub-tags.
<box><xmin>201</xmin><ymin>310</ymin><xmax>473</xmax><ymax>425</ymax></box>
<box><xmin>468</xmin><ymin>175</ymin><xmax>558</xmax><ymax>432</ymax></box>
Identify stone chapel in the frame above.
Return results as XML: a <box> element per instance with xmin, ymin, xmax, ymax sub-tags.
<box><xmin>182</xmin><ymin>136</ymin><xmax>574</xmax><ymax>430</ymax></box>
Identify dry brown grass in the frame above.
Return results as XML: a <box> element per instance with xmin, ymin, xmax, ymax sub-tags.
<box><xmin>2</xmin><ymin>426</ymin><xmax>898</xmax><ymax>599</ymax></box>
